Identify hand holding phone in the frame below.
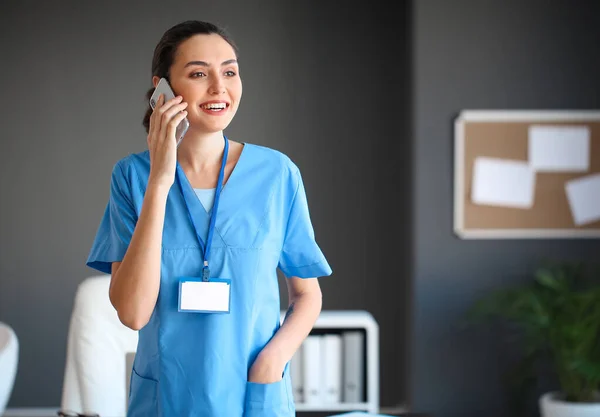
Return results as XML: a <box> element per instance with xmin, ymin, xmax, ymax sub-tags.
<box><xmin>149</xmin><ymin>78</ymin><xmax>190</xmax><ymax>147</ymax></box>
<box><xmin>146</xmin><ymin>79</ymin><xmax>189</xmax><ymax>190</ymax></box>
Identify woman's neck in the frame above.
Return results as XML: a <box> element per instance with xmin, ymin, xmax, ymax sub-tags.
<box><xmin>177</xmin><ymin>131</ymin><xmax>226</xmax><ymax>173</ymax></box>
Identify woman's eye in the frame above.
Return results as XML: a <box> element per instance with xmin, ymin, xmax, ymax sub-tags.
<box><xmin>225</xmin><ymin>70</ymin><xmax>236</xmax><ymax>77</ymax></box>
<box><xmin>191</xmin><ymin>72</ymin><xmax>206</xmax><ymax>78</ymax></box>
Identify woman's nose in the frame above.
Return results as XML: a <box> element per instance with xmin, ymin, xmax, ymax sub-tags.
<box><xmin>208</xmin><ymin>76</ymin><xmax>225</xmax><ymax>95</ymax></box>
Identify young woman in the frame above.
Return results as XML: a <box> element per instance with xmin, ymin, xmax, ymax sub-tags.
<box><xmin>86</xmin><ymin>20</ymin><xmax>332</xmax><ymax>417</ymax></box>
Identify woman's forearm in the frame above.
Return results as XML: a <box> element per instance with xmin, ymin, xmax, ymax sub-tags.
<box><xmin>261</xmin><ymin>286</ymin><xmax>323</xmax><ymax>367</ymax></box>
<box><xmin>109</xmin><ymin>184</ymin><xmax>170</xmax><ymax>330</ymax></box>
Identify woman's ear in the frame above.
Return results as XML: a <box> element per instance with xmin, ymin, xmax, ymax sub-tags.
<box><xmin>152</xmin><ymin>76</ymin><xmax>160</xmax><ymax>88</ymax></box>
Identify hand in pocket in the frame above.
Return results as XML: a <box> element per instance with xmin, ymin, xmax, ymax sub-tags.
<box><xmin>248</xmin><ymin>352</ymin><xmax>285</xmax><ymax>384</ymax></box>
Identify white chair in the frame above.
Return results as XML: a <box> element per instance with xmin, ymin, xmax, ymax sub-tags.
<box><xmin>0</xmin><ymin>322</ymin><xmax>19</xmax><ymax>415</ymax></box>
<box><xmin>60</xmin><ymin>275</ymin><xmax>138</xmax><ymax>417</ymax></box>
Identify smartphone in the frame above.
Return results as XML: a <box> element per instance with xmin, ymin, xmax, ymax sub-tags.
<box><xmin>149</xmin><ymin>77</ymin><xmax>190</xmax><ymax>146</ymax></box>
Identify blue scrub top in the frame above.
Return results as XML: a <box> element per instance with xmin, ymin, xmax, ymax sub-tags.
<box><xmin>86</xmin><ymin>141</ymin><xmax>332</xmax><ymax>417</ymax></box>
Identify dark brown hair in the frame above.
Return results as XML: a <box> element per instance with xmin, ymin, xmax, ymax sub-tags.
<box><xmin>142</xmin><ymin>20</ymin><xmax>239</xmax><ymax>133</ymax></box>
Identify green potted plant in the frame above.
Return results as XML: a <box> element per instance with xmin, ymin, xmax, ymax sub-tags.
<box><xmin>465</xmin><ymin>261</ymin><xmax>600</xmax><ymax>417</ymax></box>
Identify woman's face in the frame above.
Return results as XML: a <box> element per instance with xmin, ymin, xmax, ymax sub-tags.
<box><xmin>161</xmin><ymin>34</ymin><xmax>242</xmax><ymax>135</ymax></box>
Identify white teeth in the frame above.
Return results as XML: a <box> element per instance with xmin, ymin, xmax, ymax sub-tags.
<box><xmin>202</xmin><ymin>103</ymin><xmax>227</xmax><ymax>110</ymax></box>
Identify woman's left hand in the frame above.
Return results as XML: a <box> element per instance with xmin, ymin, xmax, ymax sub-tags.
<box><xmin>248</xmin><ymin>351</ymin><xmax>285</xmax><ymax>384</ymax></box>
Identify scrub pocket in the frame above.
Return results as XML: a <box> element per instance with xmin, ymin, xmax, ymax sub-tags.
<box><xmin>128</xmin><ymin>367</ymin><xmax>158</xmax><ymax>417</ymax></box>
<box><xmin>244</xmin><ymin>364</ymin><xmax>293</xmax><ymax>417</ymax></box>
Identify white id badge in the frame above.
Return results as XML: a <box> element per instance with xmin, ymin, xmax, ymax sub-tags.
<box><xmin>178</xmin><ymin>278</ymin><xmax>231</xmax><ymax>313</ymax></box>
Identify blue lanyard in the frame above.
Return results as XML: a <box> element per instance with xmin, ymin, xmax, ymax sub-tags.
<box><xmin>175</xmin><ymin>136</ymin><xmax>229</xmax><ymax>281</ymax></box>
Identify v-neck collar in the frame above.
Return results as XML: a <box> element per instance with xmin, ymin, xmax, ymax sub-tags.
<box><xmin>176</xmin><ymin>162</ymin><xmax>212</xmax><ymax>239</ymax></box>
<box><xmin>178</xmin><ymin>141</ymin><xmax>247</xmax><ymax>197</ymax></box>
<box><xmin>174</xmin><ymin>141</ymin><xmax>249</xmax><ymax>245</ymax></box>
<box><xmin>193</xmin><ymin>187</ymin><xmax>216</xmax><ymax>214</ymax></box>
<box><xmin>221</xmin><ymin>141</ymin><xmax>247</xmax><ymax>196</ymax></box>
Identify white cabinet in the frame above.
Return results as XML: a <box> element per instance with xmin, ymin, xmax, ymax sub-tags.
<box><xmin>280</xmin><ymin>310</ymin><xmax>379</xmax><ymax>414</ymax></box>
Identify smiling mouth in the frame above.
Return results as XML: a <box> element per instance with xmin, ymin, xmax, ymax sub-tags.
<box><xmin>200</xmin><ymin>102</ymin><xmax>229</xmax><ymax>112</ymax></box>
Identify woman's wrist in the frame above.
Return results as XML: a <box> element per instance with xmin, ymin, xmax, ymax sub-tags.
<box><xmin>146</xmin><ymin>181</ymin><xmax>172</xmax><ymax>200</ymax></box>
<box><xmin>258</xmin><ymin>344</ymin><xmax>286</xmax><ymax>369</ymax></box>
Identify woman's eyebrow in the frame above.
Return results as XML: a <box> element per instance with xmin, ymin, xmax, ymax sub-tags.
<box><xmin>184</xmin><ymin>59</ymin><xmax>238</xmax><ymax>68</ymax></box>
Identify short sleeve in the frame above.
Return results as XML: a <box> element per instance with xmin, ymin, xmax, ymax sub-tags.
<box><xmin>278</xmin><ymin>167</ymin><xmax>332</xmax><ymax>279</ymax></box>
<box><xmin>86</xmin><ymin>160</ymin><xmax>138</xmax><ymax>275</ymax></box>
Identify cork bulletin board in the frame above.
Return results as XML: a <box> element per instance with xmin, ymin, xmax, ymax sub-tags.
<box><xmin>454</xmin><ymin>110</ymin><xmax>600</xmax><ymax>239</ymax></box>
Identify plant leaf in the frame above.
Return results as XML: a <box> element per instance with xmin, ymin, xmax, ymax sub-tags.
<box><xmin>535</xmin><ymin>268</ymin><xmax>565</xmax><ymax>291</ymax></box>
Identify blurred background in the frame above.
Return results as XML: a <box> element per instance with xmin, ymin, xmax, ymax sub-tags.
<box><xmin>0</xmin><ymin>1</ymin><xmax>599</xmax><ymax>417</ymax></box>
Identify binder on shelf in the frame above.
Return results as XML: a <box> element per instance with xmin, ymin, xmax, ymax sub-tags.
<box><xmin>343</xmin><ymin>330</ymin><xmax>364</xmax><ymax>403</ymax></box>
<box><xmin>322</xmin><ymin>333</ymin><xmax>343</xmax><ymax>404</ymax></box>
<box><xmin>302</xmin><ymin>334</ymin><xmax>322</xmax><ymax>404</ymax></box>
<box><xmin>290</xmin><ymin>343</ymin><xmax>304</xmax><ymax>402</ymax></box>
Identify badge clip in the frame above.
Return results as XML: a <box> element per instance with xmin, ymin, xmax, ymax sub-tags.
<box><xmin>202</xmin><ymin>262</ymin><xmax>210</xmax><ymax>282</ymax></box>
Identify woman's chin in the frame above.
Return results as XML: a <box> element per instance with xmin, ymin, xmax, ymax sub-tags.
<box><xmin>186</xmin><ymin>122</ymin><xmax>231</xmax><ymax>135</ymax></box>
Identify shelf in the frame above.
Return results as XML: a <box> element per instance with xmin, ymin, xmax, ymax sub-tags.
<box><xmin>281</xmin><ymin>310</ymin><xmax>380</xmax><ymax>414</ymax></box>
<box><xmin>281</xmin><ymin>310</ymin><xmax>377</xmax><ymax>330</ymax></box>
<box><xmin>295</xmin><ymin>402</ymin><xmax>370</xmax><ymax>412</ymax></box>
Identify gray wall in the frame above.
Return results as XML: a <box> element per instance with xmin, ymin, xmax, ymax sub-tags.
<box><xmin>0</xmin><ymin>0</ymin><xmax>410</xmax><ymax>409</ymax></box>
<box><xmin>411</xmin><ymin>1</ymin><xmax>600</xmax><ymax>416</ymax></box>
